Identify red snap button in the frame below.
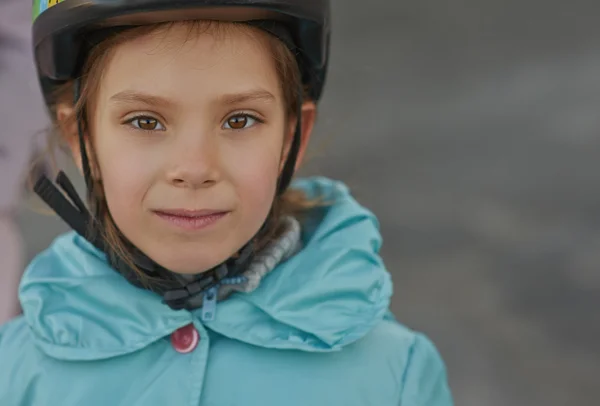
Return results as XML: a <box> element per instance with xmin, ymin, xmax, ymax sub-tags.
<box><xmin>170</xmin><ymin>324</ymin><xmax>199</xmax><ymax>354</ymax></box>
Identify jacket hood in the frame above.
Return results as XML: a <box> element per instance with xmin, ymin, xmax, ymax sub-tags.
<box><xmin>19</xmin><ymin>177</ymin><xmax>393</xmax><ymax>361</ymax></box>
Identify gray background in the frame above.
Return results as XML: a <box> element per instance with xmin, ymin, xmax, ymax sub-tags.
<box><xmin>7</xmin><ymin>0</ymin><xmax>600</xmax><ymax>405</ymax></box>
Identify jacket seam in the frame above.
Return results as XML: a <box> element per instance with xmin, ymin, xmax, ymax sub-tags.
<box><xmin>398</xmin><ymin>334</ymin><xmax>418</xmax><ymax>406</ymax></box>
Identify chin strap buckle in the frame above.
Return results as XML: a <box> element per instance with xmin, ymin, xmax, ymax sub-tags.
<box><xmin>162</xmin><ymin>263</ymin><xmax>229</xmax><ymax>311</ymax></box>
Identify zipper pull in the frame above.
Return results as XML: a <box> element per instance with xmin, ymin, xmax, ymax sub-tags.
<box><xmin>201</xmin><ymin>286</ymin><xmax>218</xmax><ymax>322</ymax></box>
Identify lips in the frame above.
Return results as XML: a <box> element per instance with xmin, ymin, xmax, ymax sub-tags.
<box><xmin>152</xmin><ymin>209</ymin><xmax>229</xmax><ymax>231</ymax></box>
<box><xmin>154</xmin><ymin>209</ymin><xmax>226</xmax><ymax>217</ymax></box>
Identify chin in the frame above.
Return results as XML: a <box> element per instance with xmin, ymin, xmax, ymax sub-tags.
<box><xmin>148</xmin><ymin>248</ymin><xmax>233</xmax><ymax>275</ymax></box>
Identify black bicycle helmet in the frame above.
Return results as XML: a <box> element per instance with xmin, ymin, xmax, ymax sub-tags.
<box><xmin>32</xmin><ymin>0</ymin><xmax>330</xmax><ymax>103</ymax></box>
<box><xmin>31</xmin><ymin>0</ymin><xmax>331</xmax><ymax>311</ymax></box>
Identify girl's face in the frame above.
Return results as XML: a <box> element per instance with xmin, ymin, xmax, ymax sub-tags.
<box><xmin>82</xmin><ymin>24</ymin><xmax>298</xmax><ymax>274</ymax></box>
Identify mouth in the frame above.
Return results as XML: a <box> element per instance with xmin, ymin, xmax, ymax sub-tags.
<box><xmin>152</xmin><ymin>209</ymin><xmax>230</xmax><ymax>231</ymax></box>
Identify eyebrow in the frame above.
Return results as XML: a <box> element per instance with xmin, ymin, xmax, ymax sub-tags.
<box><xmin>110</xmin><ymin>91</ymin><xmax>174</xmax><ymax>108</ymax></box>
<box><xmin>219</xmin><ymin>89</ymin><xmax>276</xmax><ymax>105</ymax></box>
<box><xmin>109</xmin><ymin>89</ymin><xmax>276</xmax><ymax>108</ymax></box>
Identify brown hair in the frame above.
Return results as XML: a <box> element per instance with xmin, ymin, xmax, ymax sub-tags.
<box><xmin>39</xmin><ymin>20</ymin><xmax>322</xmax><ymax>281</ymax></box>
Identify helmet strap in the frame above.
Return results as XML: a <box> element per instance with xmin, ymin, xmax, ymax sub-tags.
<box><xmin>73</xmin><ymin>79</ymin><xmax>95</xmax><ymax>199</ymax></box>
<box><xmin>277</xmin><ymin>88</ymin><xmax>303</xmax><ymax>194</ymax></box>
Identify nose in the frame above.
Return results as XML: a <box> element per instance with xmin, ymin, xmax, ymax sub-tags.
<box><xmin>166</xmin><ymin>134</ymin><xmax>221</xmax><ymax>189</ymax></box>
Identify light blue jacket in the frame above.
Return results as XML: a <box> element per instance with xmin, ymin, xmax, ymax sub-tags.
<box><xmin>0</xmin><ymin>177</ymin><xmax>452</xmax><ymax>406</ymax></box>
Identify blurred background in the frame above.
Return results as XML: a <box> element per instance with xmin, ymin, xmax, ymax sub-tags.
<box><xmin>4</xmin><ymin>0</ymin><xmax>600</xmax><ymax>405</ymax></box>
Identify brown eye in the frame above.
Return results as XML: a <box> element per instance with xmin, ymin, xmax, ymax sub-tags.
<box><xmin>130</xmin><ymin>116</ymin><xmax>164</xmax><ymax>131</ymax></box>
<box><xmin>227</xmin><ymin>115</ymin><xmax>248</xmax><ymax>129</ymax></box>
<box><xmin>224</xmin><ymin>114</ymin><xmax>258</xmax><ymax>130</ymax></box>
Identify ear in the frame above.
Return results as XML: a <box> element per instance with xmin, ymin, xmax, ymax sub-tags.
<box><xmin>56</xmin><ymin>104</ymin><xmax>100</xmax><ymax>179</ymax></box>
<box><xmin>281</xmin><ymin>101</ymin><xmax>317</xmax><ymax>172</ymax></box>
<box><xmin>56</xmin><ymin>103</ymin><xmax>79</xmax><ymax>166</ymax></box>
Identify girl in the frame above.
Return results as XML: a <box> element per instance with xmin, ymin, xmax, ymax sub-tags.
<box><xmin>0</xmin><ymin>1</ymin><xmax>453</xmax><ymax>405</ymax></box>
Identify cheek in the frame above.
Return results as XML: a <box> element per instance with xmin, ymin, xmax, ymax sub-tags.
<box><xmin>228</xmin><ymin>131</ymin><xmax>284</xmax><ymax>219</ymax></box>
<box><xmin>92</xmin><ymin>125</ymin><xmax>157</xmax><ymax>217</ymax></box>
<box><xmin>238</xmin><ymin>157</ymin><xmax>279</xmax><ymax>209</ymax></box>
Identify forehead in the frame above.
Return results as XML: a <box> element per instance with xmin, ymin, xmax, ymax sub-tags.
<box><xmin>99</xmin><ymin>23</ymin><xmax>281</xmax><ymax>103</ymax></box>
